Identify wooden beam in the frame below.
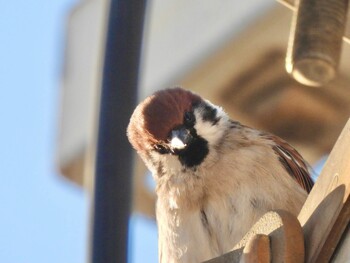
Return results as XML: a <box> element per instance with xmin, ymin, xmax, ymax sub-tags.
<box><xmin>204</xmin><ymin>210</ymin><xmax>304</xmax><ymax>263</ymax></box>
<box><xmin>298</xmin><ymin>118</ymin><xmax>350</xmax><ymax>263</ymax></box>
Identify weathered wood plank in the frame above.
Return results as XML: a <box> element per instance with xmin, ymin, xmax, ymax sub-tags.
<box><xmin>332</xmin><ymin>223</ymin><xmax>350</xmax><ymax>262</ymax></box>
<box><xmin>298</xmin><ymin>118</ymin><xmax>350</xmax><ymax>263</ymax></box>
<box><xmin>204</xmin><ymin>210</ymin><xmax>304</xmax><ymax>263</ymax></box>
<box><xmin>320</xmin><ymin>197</ymin><xmax>350</xmax><ymax>262</ymax></box>
<box><xmin>241</xmin><ymin>234</ymin><xmax>270</xmax><ymax>263</ymax></box>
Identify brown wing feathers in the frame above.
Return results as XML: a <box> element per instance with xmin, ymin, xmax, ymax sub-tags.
<box><xmin>268</xmin><ymin>135</ymin><xmax>314</xmax><ymax>193</ymax></box>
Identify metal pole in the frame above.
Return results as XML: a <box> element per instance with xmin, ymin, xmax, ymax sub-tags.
<box><xmin>91</xmin><ymin>0</ymin><xmax>146</xmax><ymax>262</ymax></box>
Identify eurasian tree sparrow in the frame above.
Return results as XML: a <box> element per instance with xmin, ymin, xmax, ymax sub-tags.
<box><xmin>127</xmin><ymin>87</ymin><xmax>313</xmax><ymax>263</ymax></box>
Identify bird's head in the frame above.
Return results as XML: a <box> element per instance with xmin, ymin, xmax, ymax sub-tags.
<box><xmin>127</xmin><ymin>87</ymin><xmax>230</xmax><ymax>172</ymax></box>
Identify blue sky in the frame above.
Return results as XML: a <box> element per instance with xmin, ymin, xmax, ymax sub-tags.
<box><xmin>0</xmin><ymin>1</ymin><xmax>157</xmax><ymax>262</ymax></box>
<box><xmin>0</xmin><ymin>0</ymin><xmax>88</xmax><ymax>262</ymax></box>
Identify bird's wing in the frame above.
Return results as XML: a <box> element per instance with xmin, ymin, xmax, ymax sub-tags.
<box><xmin>266</xmin><ymin>134</ymin><xmax>314</xmax><ymax>193</ymax></box>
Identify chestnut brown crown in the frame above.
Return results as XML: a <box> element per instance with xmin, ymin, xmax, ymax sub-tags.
<box><xmin>127</xmin><ymin>87</ymin><xmax>202</xmax><ymax>154</ymax></box>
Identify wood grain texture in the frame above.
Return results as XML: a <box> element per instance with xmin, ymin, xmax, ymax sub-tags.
<box><xmin>298</xmin><ymin>118</ymin><xmax>350</xmax><ymax>263</ymax></box>
<box><xmin>241</xmin><ymin>234</ymin><xmax>270</xmax><ymax>263</ymax></box>
<box><xmin>332</xmin><ymin>224</ymin><xmax>350</xmax><ymax>262</ymax></box>
<box><xmin>204</xmin><ymin>210</ymin><xmax>304</xmax><ymax>263</ymax></box>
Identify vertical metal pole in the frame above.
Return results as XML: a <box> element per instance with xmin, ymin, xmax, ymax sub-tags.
<box><xmin>91</xmin><ymin>0</ymin><xmax>146</xmax><ymax>262</ymax></box>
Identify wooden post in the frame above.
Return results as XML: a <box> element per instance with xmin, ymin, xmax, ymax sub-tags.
<box><xmin>298</xmin><ymin>118</ymin><xmax>350</xmax><ymax>262</ymax></box>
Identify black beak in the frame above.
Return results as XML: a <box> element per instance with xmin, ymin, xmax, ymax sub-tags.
<box><xmin>170</xmin><ymin>127</ymin><xmax>193</xmax><ymax>150</ymax></box>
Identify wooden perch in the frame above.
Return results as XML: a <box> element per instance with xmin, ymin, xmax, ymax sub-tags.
<box><xmin>204</xmin><ymin>210</ymin><xmax>304</xmax><ymax>263</ymax></box>
<box><xmin>298</xmin><ymin>118</ymin><xmax>350</xmax><ymax>262</ymax></box>
<box><xmin>204</xmin><ymin>118</ymin><xmax>350</xmax><ymax>262</ymax></box>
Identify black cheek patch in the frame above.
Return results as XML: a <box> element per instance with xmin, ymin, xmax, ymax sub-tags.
<box><xmin>177</xmin><ymin>135</ymin><xmax>209</xmax><ymax>168</ymax></box>
<box><xmin>202</xmin><ymin>105</ymin><xmax>220</xmax><ymax>125</ymax></box>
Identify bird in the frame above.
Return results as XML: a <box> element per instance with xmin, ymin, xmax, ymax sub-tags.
<box><xmin>127</xmin><ymin>87</ymin><xmax>313</xmax><ymax>263</ymax></box>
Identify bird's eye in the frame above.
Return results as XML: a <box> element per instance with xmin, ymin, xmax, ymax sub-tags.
<box><xmin>184</xmin><ymin>111</ymin><xmax>195</xmax><ymax>126</ymax></box>
<box><xmin>154</xmin><ymin>144</ymin><xmax>169</xmax><ymax>154</ymax></box>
